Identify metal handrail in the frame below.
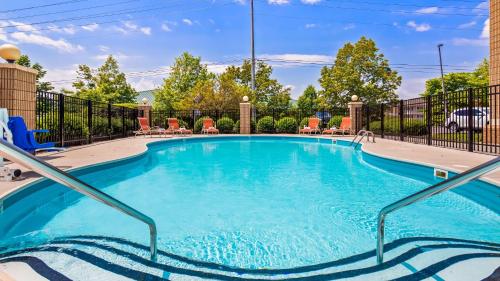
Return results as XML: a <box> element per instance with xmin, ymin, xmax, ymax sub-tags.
<box><xmin>350</xmin><ymin>130</ymin><xmax>375</xmax><ymax>148</ymax></box>
<box><xmin>376</xmin><ymin>157</ymin><xmax>500</xmax><ymax>264</ymax></box>
<box><xmin>0</xmin><ymin>139</ymin><xmax>158</xmax><ymax>260</ymax></box>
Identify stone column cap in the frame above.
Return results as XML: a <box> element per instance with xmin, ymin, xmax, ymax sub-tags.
<box><xmin>348</xmin><ymin>101</ymin><xmax>363</xmax><ymax>106</ymax></box>
<box><xmin>0</xmin><ymin>63</ymin><xmax>38</xmax><ymax>75</ymax></box>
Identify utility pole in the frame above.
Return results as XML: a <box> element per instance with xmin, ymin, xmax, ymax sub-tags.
<box><xmin>250</xmin><ymin>0</ymin><xmax>256</xmax><ymax>91</ymax></box>
<box><xmin>438</xmin><ymin>44</ymin><xmax>448</xmax><ymax>116</ymax></box>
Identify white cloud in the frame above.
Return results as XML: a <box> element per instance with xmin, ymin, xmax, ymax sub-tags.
<box><xmin>301</xmin><ymin>0</ymin><xmax>321</xmax><ymax>4</ymax></box>
<box><xmin>268</xmin><ymin>0</ymin><xmax>290</xmax><ymax>5</ymax></box>
<box><xmin>480</xmin><ymin>18</ymin><xmax>489</xmax><ymax>39</ymax></box>
<box><xmin>140</xmin><ymin>27</ymin><xmax>151</xmax><ymax>35</ymax></box>
<box><xmin>234</xmin><ymin>0</ymin><xmax>245</xmax><ymax>4</ymax></box>
<box><xmin>407</xmin><ymin>21</ymin><xmax>431</xmax><ymax>32</ymax></box>
<box><xmin>99</xmin><ymin>45</ymin><xmax>110</xmax><ymax>52</ymax></box>
<box><xmin>130</xmin><ymin>77</ymin><xmax>159</xmax><ymax>91</ymax></box>
<box><xmin>48</xmin><ymin>24</ymin><xmax>77</xmax><ymax>35</ymax></box>
<box><xmin>203</xmin><ymin>61</ymin><xmax>232</xmax><ymax>74</ymax></box>
<box><xmin>93</xmin><ymin>52</ymin><xmax>132</xmax><ymax>61</ymax></box>
<box><xmin>458</xmin><ymin>21</ymin><xmax>477</xmax><ymax>29</ymax></box>
<box><xmin>416</xmin><ymin>7</ymin><xmax>439</xmax><ymax>14</ymax></box>
<box><xmin>112</xmin><ymin>21</ymin><xmax>151</xmax><ymax>35</ymax></box>
<box><xmin>259</xmin><ymin>53</ymin><xmax>332</xmax><ymax>68</ymax></box>
<box><xmin>285</xmin><ymin>84</ymin><xmax>295</xmax><ymax>91</ymax></box>
<box><xmin>474</xmin><ymin>1</ymin><xmax>489</xmax><ymax>11</ymax></box>
<box><xmin>10</xmin><ymin>32</ymin><xmax>83</xmax><ymax>53</ymax></box>
<box><xmin>182</xmin><ymin>19</ymin><xmax>193</xmax><ymax>26</ymax></box>
<box><xmin>82</xmin><ymin>23</ymin><xmax>99</xmax><ymax>32</ymax></box>
<box><xmin>8</xmin><ymin>20</ymin><xmax>40</xmax><ymax>33</ymax></box>
<box><xmin>161</xmin><ymin>23</ymin><xmax>172</xmax><ymax>32</ymax></box>
<box><xmin>343</xmin><ymin>23</ymin><xmax>356</xmax><ymax>30</ymax></box>
<box><xmin>44</xmin><ymin>65</ymin><xmax>79</xmax><ymax>91</ymax></box>
<box><xmin>305</xmin><ymin>23</ymin><xmax>317</xmax><ymax>29</ymax></box>
<box><xmin>397</xmin><ymin>77</ymin><xmax>428</xmax><ymax>99</ymax></box>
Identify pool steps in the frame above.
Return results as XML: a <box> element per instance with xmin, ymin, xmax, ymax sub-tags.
<box><xmin>1</xmin><ymin>236</ymin><xmax>498</xmax><ymax>280</ymax></box>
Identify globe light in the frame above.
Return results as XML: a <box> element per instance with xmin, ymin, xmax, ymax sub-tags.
<box><xmin>142</xmin><ymin>97</ymin><xmax>149</xmax><ymax>105</ymax></box>
<box><xmin>243</xmin><ymin>96</ymin><xmax>249</xmax><ymax>102</ymax></box>
<box><xmin>0</xmin><ymin>44</ymin><xmax>21</xmax><ymax>63</ymax></box>
<box><xmin>351</xmin><ymin>95</ymin><xmax>359</xmax><ymax>102</ymax></box>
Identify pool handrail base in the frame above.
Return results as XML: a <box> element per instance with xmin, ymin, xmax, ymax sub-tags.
<box><xmin>376</xmin><ymin>156</ymin><xmax>500</xmax><ymax>264</ymax></box>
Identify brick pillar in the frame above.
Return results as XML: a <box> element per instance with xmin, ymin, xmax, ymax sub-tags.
<box><xmin>486</xmin><ymin>1</ymin><xmax>500</xmax><ymax>144</ymax></box>
<box><xmin>240</xmin><ymin>102</ymin><xmax>251</xmax><ymax>134</ymax></box>
<box><xmin>138</xmin><ymin>104</ymin><xmax>152</xmax><ymax>122</ymax></box>
<box><xmin>348</xmin><ymin>101</ymin><xmax>363</xmax><ymax>135</ymax></box>
<box><xmin>0</xmin><ymin>63</ymin><xmax>38</xmax><ymax>129</ymax></box>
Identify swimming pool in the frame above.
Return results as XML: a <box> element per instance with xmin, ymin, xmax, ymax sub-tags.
<box><xmin>1</xmin><ymin>136</ymin><xmax>499</xmax><ymax>271</ymax></box>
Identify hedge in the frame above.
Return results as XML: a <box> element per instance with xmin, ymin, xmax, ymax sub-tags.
<box><xmin>217</xmin><ymin>117</ymin><xmax>235</xmax><ymax>133</ymax></box>
<box><xmin>257</xmin><ymin>116</ymin><xmax>275</xmax><ymax>133</ymax></box>
<box><xmin>276</xmin><ymin>117</ymin><xmax>298</xmax><ymax>133</ymax></box>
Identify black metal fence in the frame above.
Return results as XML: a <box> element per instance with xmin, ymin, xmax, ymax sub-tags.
<box><xmin>253</xmin><ymin>108</ymin><xmax>349</xmax><ymax>133</ymax></box>
<box><xmin>150</xmin><ymin>109</ymin><xmax>240</xmax><ymax>133</ymax></box>
<box><xmin>36</xmin><ymin>92</ymin><xmax>140</xmax><ymax>147</ymax></box>
<box><xmin>362</xmin><ymin>85</ymin><xmax>500</xmax><ymax>154</ymax></box>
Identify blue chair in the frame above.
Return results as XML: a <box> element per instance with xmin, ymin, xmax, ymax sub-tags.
<box><xmin>8</xmin><ymin>116</ymin><xmax>56</xmax><ymax>153</ymax></box>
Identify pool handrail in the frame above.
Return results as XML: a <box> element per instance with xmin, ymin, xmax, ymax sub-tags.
<box><xmin>350</xmin><ymin>130</ymin><xmax>375</xmax><ymax>148</ymax></box>
<box><xmin>376</xmin><ymin>156</ymin><xmax>500</xmax><ymax>264</ymax></box>
<box><xmin>0</xmin><ymin>139</ymin><xmax>158</xmax><ymax>260</ymax></box>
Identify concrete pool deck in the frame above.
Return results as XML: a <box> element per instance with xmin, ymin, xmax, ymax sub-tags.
<box><xmin>1</xmin><ymin>134</ymin><xmax>499</xmax><ymax>200</ymax></box>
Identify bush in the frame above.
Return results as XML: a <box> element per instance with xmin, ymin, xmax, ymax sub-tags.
<box><xmin>299</xmin><ymin>117</ymin><xmax>311</xmax><ymax>128</ymax></box>
<box><xmin>257</xmin><ymin>116</ymin><xmax>275</xmax><ymax>133</ymax></box>
<box><xmin>276</xmin><ymin>117</ymin><xmax>298</xmax><ymax>133</ymax></box>
<box><xmin>234</xmin><ymin>120</ymin><xmax>256</xmax><ymax>133</ymax></box>
<box><xmin>194</xmin><ymin>116</ymin><xmax>211</xmax><ymax>133</ymax></box>
<box><xmin>217</xmin><ymin>117</ymin><xmax>235</xmax><ymax>133</ymax></box>
<box><xmin>369</xmin><ymin>117</ymin><xmax>427</xmax><ymax>136</ymax></box>
<box><xmin>327</xmin><ymin>115</ymin><xmax>344</xmax><ymax>129</ymax></box>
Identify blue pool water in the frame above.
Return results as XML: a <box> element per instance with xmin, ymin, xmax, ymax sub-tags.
<box><xmin>1</xmin><ymin>137</ymin><xmax>499</xmax><ymax>269</ymax></box>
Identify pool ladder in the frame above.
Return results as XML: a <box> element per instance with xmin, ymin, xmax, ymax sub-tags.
<box><xmin>0</xmin><ymin>139</ymin><xmax>158</xmax><ymax>260</ymax></box>
<box><xmin>376</xmin><ymin>156</ymin><xmax>500</xmax><ymax>264</ymax></box>
<box><xmin>350</xmin><ymin>130</ymin><xmax>375</xmax><ymax>148</ymax></box>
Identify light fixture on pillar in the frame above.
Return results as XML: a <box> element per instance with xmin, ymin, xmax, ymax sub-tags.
<box><xmin>351</xmin><ymin>95</ymin><xmax>359</xmax><ymax>102</ymax></box>
<box><xmin>142</xmin><ymin>98</ymin><xmax>149</xmax><ymax>105</ymax></box>
<box><xmin>243</xmin><ymin>96</ymin><xmax>249</xmax><ymax>102</ymax></box>
<box><xmin>0</xmin><ymin>44</ymin><xmax>21</xmax><ymax>63</ymax></box>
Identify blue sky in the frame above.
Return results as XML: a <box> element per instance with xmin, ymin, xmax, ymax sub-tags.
<box><xmin>0</xmin><ymin>0</ymin><xmax>490</xmax><ymax>99</ymax></box>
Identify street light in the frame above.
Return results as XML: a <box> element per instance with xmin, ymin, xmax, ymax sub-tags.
<box><xmin>437</xmin><ymin>44</ymin><xmax>448</xmax><ymax>116</ymax></box>
<box><xmin>250</xmin><ymin>0</ymin><xmax>256</xmax><ymax>92</ymax></box>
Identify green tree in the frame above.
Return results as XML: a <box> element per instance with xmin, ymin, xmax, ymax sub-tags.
<box><xmin>318</xmin><ymin>37</ymin><xmax>401</xmax><ymax>107</ymax></box>
<box><xmin>73</xmin><ymin>56</ymin><xmax>137</xmax><ymax>103</ymax></box>
<box><xmin>224</xmin><ymin>60</ymin><xmax>291</xmax><ymax>110</ymax></box>
<box><xmin>16</xmin><ymin>55</ymin><xmax>54</xmax><ymax>92</ymax></box>
<box><xmin>154</xmin><ymin>52</ymin><xmax>213</xmax><ymax>111</ymax></box>
<box><xmin>296</xmin><ymin>85</ymin><xmax>318</xmax><ymax>114</ymax></box>
<box><xmin>423</xmin><ymin>59</ymin><xmax>489</xmax><ymax>96</ymax></box>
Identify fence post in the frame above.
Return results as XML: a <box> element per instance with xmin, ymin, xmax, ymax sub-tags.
<box><xmin>58</xmin><ymin>94</ymin><xmax>65</xmax><ymax>147</ymax></box>
<box><xmin>380</xmin><ymin>104</ymin><xmax>385</xmax><ymax>138</ymax></box>
<box><xmin>272</xmin><ymin>108</ymin><xmax>275</xmax><ymax>128</ymax></box>
<box><xmin>365</xmin><ymin>106</ymin><xmax>370</xmax><ymax>131</ymax></box>
<box><xmin>107</xmin><ymin>104</ymin><xmax>112</xmax><ymax>139</ymax></box>
<box><xmin>122</xmin><ymin>107</ymin><xmax>126</xmax><ymax>137</ymax></box>
<box><xmin>426</xmin><ymin>95</ymin><xmax>432</xmax><ymax>146</ymax></box>
<box><xmin>192</xmin><ymin>110</ymin><xmax>195</xmax><ymax>129</ymax></box>
<box><xmin>467</xmin><ymin>88</ymin><xmax>474</xmax><ymax>152</ymax></box>
<box><xmin>88</xmin><ymin>100</ymin><xmax>93</xmax><ymax>144</ymax></box>
<box><xmin>399</xmin><ymin>100</ymin><xmax>404</xmax><ymax>141</ymax></box>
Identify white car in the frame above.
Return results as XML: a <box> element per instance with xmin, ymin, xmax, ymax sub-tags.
<box><xmin>445</xmin><ymin>107</ymin><xmax>489</xmax><ymax>133</ymax></box>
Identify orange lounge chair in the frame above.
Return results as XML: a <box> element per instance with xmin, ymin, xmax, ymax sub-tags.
<box><xmin>299</xmin><ymin>117</ymin><xmax>321</xmax><ymax>134</ymax></box>
<box><xmin>323</xmin><ymin>117</ymin><xmax>351</xmax><ymax>135</ymax></box>
<box><xmin>134</xmin><ymin>117</ymin><xmax>167</xmax><ymax>137</ymax></box>
<box><xmin>167</xmin><ymin>118</ymin><xmax>192</xmax><ymax>135</ymax></box>
<box><xmin>202</xmin><ymin>118</ymin><xmax>219</xmax><ymax>134</ymax></box>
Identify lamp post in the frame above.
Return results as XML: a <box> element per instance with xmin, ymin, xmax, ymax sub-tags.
<box><xmin>250</xmin><ymin>0</ymin><xmax>256</xmax><ymax>92</ymax></box>
<box><xmin>437</xmin><ymin>44</ymin><xmax>448</xmax><ymax>117</ymax></box>
<box><xmin>0</xmin><ymin>44</ymin><xmax>21</xmax><ymax>63</ymax></box>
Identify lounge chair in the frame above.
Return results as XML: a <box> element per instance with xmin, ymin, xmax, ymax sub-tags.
<box><xmin>166</xmin><ymin>118</ymin><xmax>192</xmax><ymax>135</ymax></box>
<box><xmin>201</xmin><ymin>118</ymin><xmax>219</xmax><ymax>134</ymax></box>
<box><xmin>8</xmin><ymin>116</ymin><xmax>59</xmax><ymax>153</ymax></box>
<box><xmin>134</xmin><ymin>117</ymin><xmax>167</xmax><ymax>137</ymax></box>
<box><xmin>323</xmin><ymin>117</ymin><xmax>351</xmax><ymax>135</ymax></box>
<box><xmin>299</xmin><ymin>117</ymin><xmax>321</xmax><ymax>134</ymax></box>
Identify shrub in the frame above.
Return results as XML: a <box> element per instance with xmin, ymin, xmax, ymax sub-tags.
<box><xmin>276</xmin><ymin>117</ymin><xmax>298</xmax><ymax>133</ymax></box>
<box><xmin>217</xmin><ymin>117</ymin><xmax>235</xmax><ymax>133</ymax></box>
<box><xmin>234</xmin><ymin>120</ymin><xmax>256</xmax><ymax>133</ymax></box>
<box><xmin>368</xmin><ymin>117</ymin><xmax>427</xmax><ymax>136</ymax></box>
<box><xmin>257</xmin><ymin>116</ymin><xmax>275</xmax><ymax>133</ymax></box>
<box><xmin>327</xmin><ymin>115</ymin><xmax>344</xmax><ymax>129</ymax></box>
<box><xmin>299</xmin><ymin>117</ymin><xmax>311</xmax><ymax>128</ymax></box>
<box><xmin>194</xmin><ymin>116</ymin><xmax>211</xmax><ymax>133</ymax></box>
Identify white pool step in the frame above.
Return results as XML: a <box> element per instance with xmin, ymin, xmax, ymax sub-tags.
<box><xmin>1</xmin><ymin>236</ymin><xmax>498</xmax><ymax>280</ymax></box>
